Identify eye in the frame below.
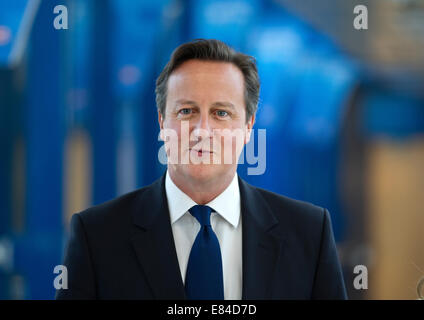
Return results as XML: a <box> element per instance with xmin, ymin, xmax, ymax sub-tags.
<box><xmin>216</xmin><ymin>110</ymin><xmax>229</xmax><ymax>117</ymax></box>
<box><xmin>178</xmin><ymin>108</ymin><xmax>192</xmax><ymax>115</ymax></box>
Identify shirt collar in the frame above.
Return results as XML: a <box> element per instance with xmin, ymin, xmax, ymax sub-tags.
<box><xmin>165</xmin><ymin>170</ymin><xmax>241</xmax><ymax>228</ymax></box>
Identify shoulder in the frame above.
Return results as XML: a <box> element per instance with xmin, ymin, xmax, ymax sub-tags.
<box><xmin>72</xmin><ymin>182</ymin><xmax>153</xmax><ymax>234</ymax></box>
<box><xmin>240</xmin><ymin>179</ymin><xmax>328</xmax><ymax>236</ymax></box>
<box><xmin>255</xmin><ymin>185</ymin><xmax>325</xmax><ymax>223</ymax></box>
<box><xmin>242</xmin><ymin>181</ymin><xmax>336</xmax><ymax>264</ymax></box>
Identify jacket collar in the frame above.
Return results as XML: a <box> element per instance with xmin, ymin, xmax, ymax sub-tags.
<box><xmin>130</xmin><ymin>171</ymin><xmax>287</xmax><ymax>299</ymax></box>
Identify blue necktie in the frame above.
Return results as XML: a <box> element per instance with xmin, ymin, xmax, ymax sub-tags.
<box><xmin>185</xmin><ymin>205</ymin><xmax>224</xmax><ymax>300</ymax></box>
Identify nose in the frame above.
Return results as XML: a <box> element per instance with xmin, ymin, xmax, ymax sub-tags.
<box><xmin>193</xmin><ymin>112</ymin><xmax>212</xmax><ymax>135</ymax></box>
<box><xmin>190</xmin><ymin>112</ymin><xmax>214</xmax><ymax>147</ymax></box>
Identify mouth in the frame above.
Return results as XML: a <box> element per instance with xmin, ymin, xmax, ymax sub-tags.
<box><xmin>189</xmin><ymin>148</ymin><xmax>213</xmax><ymax>156</ymax></box>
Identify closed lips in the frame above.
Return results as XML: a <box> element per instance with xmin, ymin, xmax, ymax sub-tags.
<box><xmin>189</xmin><ymin>148</ymin><xmax>213</xmax><ymax>153</ymax></box>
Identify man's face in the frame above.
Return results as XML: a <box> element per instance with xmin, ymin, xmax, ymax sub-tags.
<box><xmin>158</xmin><ymin>59</ymin><xmax>255</xmax><ymax>183</ymax></box>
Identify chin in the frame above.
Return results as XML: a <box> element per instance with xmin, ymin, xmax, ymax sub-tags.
<box><xmin>184</xmin><ymin>164</ymin><xmax>219</xmax><ymax>182</ymax></box>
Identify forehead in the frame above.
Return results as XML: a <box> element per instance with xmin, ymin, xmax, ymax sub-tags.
<box><xmin>172</xmin><ymin>59</ymin><xmax>243</xmax><ymax>78</ymax></box>
<box><xmin>166</xmin><ymin>60</ymin><xmax>245</xmax><ymax>102</ymax></box>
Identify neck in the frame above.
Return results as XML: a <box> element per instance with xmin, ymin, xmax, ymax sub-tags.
<box><xmin>168</xmin><ymin>167</ymin><xmax>236</xmax><ymax>204</ymax></box>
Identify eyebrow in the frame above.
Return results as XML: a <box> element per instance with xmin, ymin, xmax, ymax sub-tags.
<box><xmin>210</xmin><ymin>101</ymin><xmax>236</xmax><ymax>111</ymax></box>
<box><xmin>175</xmin><ymin>99</ymin><xmax>198</xmax><ymax>108</ymax></box>
<box><xmin>174</xmin><ymin>99</ymin><xmax>236</xmax><ymax>111</ymax></box>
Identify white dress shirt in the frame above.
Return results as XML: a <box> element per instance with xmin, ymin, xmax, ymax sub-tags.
<box><xmin>165</xmin><ymin>170</ymin><xmax>242</xmax><ymax>300</ymax></box>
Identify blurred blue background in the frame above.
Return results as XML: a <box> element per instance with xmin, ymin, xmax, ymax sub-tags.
<box><xmin>1</xmin><ymin>0</ymin><xmax>423</xmax><ymax>299</ymax></box>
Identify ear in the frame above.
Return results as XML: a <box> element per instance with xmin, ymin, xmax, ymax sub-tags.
<box><xmin>158</xmin><ymin>110</ymin><xmax>164</xmax><ymax>141</ymax></box>
<box><xmin>244</xmin><ymin>113</ymin><xmax>255</xmax><ymax>144</ymax></box>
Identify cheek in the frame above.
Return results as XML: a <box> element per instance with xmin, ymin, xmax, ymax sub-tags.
<box><xmin>162</xmin><ymin>121</ymin><xmax>180</xmax><ymax>148</ymax></box>
<box><xmin>216</xmin><ymin>128</ymin><xmax>246</xmax><ymax>155</ymax></box>
<box><xmin>164</xmin><ymin>119</ymin><xmax>186</xmax><ymax>135</ymax></box>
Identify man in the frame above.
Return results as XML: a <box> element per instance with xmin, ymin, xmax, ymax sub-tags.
<box><xmin>56</xmin><ymin>39</ymin><xmax>347</xmax><ymax>300</ymax></box>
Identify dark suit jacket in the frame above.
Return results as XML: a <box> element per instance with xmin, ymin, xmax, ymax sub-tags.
<box><xmin>55</xmin><ymin>172</ymin><xmax>347</xmax><ymax>300</ymax></box>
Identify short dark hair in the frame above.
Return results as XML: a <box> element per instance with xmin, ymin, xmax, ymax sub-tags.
<box><xmin>155</xmin><ymin>39</ymin><xmax>260</xmax><ymax>122</ymax></box>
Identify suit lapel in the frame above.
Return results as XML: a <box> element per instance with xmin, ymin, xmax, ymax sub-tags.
<box><xmin>130</xmin><ymin>173</ymin><xmax>186</xmax><ymax>299</ymax></box>
<box><xmin>129</xmin><ymin>172</ymin><xmax>287</xmax><ymax>300</ymax></box>
<box><xmin>239</xmin><ymin>177</ymin><xmax>287</xmax><ymax>299</ymax></box>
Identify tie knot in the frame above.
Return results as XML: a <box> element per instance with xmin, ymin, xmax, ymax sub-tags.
<box><xmin>189</xmin><ymin>205</ymin><xmax>212</xmax><ymax>226</ymax></box>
